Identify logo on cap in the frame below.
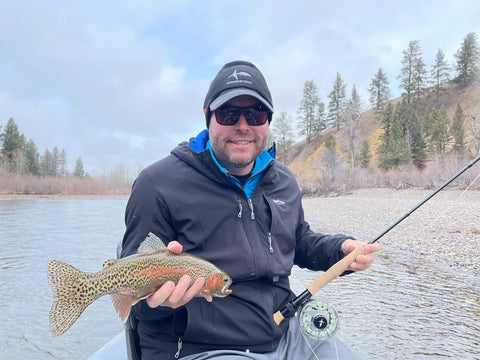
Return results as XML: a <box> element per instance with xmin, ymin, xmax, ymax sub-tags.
<box><xmin>226</xmin><ymin>69</ymin><xmax>252</xmax><ymax>85</ymax></box>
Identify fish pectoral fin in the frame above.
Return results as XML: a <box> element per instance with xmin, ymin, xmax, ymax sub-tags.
<box><xmin>200</xmin><ymin>289</ymin><xmax>213</xmax><ymax>302</ymax></box>
<box><xmin>110</xmin><ymin>293</ymin><xmax>141</xmax><ymax>322</ymax></box>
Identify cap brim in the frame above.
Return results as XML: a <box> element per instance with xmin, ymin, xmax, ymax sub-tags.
<box><xmin>209</xmin><ymin>88</ymin><xmax>273</xmax><ymax>112</ymax></box>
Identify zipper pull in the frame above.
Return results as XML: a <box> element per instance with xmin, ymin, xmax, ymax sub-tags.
<box><xmin>247</xmin><ymin>198</ymin><xmax>255</xmax><ymax>220</ymax></box>
<box><xmin>174</xmin><ymin>337</ymin><xmax>183</xmax><ymax>358</ymax></box>
<box><xmin>268</xmin><ymin>232</ymin><xmax>273</xmax><ymax>253</ymax></box>
<box><xmin>237</xmin><ymin>200</ymin><xmax>243</xmax><ymax>218</ymax></box>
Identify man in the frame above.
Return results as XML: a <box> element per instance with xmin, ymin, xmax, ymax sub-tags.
<box><xmin>121</xmin><ymin>60</ymin><xmax>380</xmax><ymax>359</ymax></box>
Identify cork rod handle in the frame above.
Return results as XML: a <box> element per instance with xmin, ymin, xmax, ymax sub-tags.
<box><xmin>306</xmin><ymin>246</ymin><xmax>365</xmax><ymax>295</ymax></box>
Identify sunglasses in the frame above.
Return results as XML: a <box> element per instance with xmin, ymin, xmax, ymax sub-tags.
<box><xmin>214</xmin><ymin>105</ymin><xmax>270</xmax><ymax>126</ymax></box>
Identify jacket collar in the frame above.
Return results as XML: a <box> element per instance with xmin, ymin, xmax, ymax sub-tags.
<box><xmin>189</xmin><ymin>129</ymin><xmax>275</xmax><ymax>197</ymax></box>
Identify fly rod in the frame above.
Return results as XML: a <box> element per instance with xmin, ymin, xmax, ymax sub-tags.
<box><xmin>273</xmin><ymin>154</ymin><xmax>480</xmax><ymax>326</ymax></box>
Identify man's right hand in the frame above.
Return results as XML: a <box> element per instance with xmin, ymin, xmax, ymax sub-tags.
<box><xmin>146</xmin><ymin>241</ymin><xmax>206</xmax><ymax>309</ymax></box>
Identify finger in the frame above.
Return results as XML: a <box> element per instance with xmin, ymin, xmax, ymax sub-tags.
<box><xmin>147</xmin><ymin>281</ymin><xmax>175</xmax><ymax>308</ymax></box>
<box><xmin>167</xmin><ymin>241</ymin><xmax>183</xmax><ymax>254</ymax></box>
<box><xmin>168</xmin><ymin>275</ymin><xmax>191</xmax><ymax>304</ymax></box>
<box><xmin>364</xmin><ymin>243</ymin><xmax>381</xmax><ymax>254</ymax></box>
<box><xmin>183</xmin><ymin>277</ymin><xmax>206</xmax><ymax>302</ymax></box>
<box><xmin>351</xmin><ymin>253</ymin><xmax>376</xmax><ymax>270</ymax></box>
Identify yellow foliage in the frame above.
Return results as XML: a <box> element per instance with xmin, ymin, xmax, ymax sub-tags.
<box><xmin>369</xmin><ymin>127</ymin><xmax>384</xmax><ymax>161</ymax></box>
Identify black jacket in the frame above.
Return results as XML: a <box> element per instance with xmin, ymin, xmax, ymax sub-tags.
<box><xmin>121</xmin><ymin>130</ymin><xmax>351</xmax><ymax>359</ymax></box>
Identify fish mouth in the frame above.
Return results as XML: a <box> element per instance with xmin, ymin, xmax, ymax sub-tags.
<box><xmin>218</xmin><ymin>284</ymin><xmax>232</xmax><ymax>297</ymax></box>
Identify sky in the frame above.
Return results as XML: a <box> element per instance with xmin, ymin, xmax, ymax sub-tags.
<box><xmin>1</xmin><ymin>0</ymin><xmax>479</xmax><ymax>175</ymax></box>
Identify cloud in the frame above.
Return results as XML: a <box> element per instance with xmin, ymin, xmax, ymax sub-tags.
<box><xmin>1</xmin><ymin>0</ymin><xmax>479</xmax><ymax>174</ymax></box>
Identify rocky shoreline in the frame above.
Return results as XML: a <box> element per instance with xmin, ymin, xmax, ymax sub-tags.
<box><xmin>2</xmin><ymin>188</ymin><xmax>479</xmax><ymax>274</ymax></box>
<box><xmin>302</xmin><ymin>188</ymin><xmax>480</xmax><ymax>274</ymax></box>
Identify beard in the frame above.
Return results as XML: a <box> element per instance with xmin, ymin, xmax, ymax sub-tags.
<box><xmin>209</xmin><ymin>132</ymin><xmax>268</xmax><ymax>174</ymax></box>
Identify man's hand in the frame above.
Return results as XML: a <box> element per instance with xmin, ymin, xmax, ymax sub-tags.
<box><xmin>341</xmin><ymin>239</ymin><xmax>381</xmax><ymax>271</ymax></box>
<box><xmin>146</xmin><ymin>241</ymin><xmax>205</xmax><ymax>309</ymax></box>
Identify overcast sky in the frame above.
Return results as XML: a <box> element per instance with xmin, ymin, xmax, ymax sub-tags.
<box><xmin>1</xmin><ymin>0</ymin><xmax>479</xmax><ymax>174</ymax></box>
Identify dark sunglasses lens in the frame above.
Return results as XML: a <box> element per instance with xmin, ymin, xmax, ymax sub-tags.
<box><xmin>215</xmin><ymin>109</ymin><xmax>239</xmax><ymax>125</ymax></box>
<box><xmin>215</xmin><ymin>107</ymin><xmax>268</xmax><ymax>126</ymax></box>
<box><xmin>245</xmin><ymin>109</ymin><xmax>268</xmax><ymax>126</ymax></box>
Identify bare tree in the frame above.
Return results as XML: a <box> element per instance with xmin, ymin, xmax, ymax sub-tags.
<box><xmin>340</xmin><ymin>85</ymin><xmax>362</xmax><ymax>169</ymax></box>
<box><xmin>470</xmin><ymin>115</ymin><xmax>480</xmax><ymax>156</ymax></box>
<box><xmin>270</xmin><ymin>112</ymin><xmax>294</xmax><ymax>163</ymax></box>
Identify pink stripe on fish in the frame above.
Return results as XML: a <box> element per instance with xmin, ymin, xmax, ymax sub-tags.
<box><xmin>135</xmin><ymin>267</ymin><xmax>189</xmax><ymax>277</ymax></box>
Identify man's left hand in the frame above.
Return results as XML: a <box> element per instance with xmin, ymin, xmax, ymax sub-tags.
<box><xmin>341</xmin><ymin>239</ymin><xmax>381</xmax><ymax>271</ymax></box>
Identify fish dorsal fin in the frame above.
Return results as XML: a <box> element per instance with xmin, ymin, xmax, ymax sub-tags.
<box><xmin>137</xmin><ymin>232</ymin><xmax>167</xmax><ymax>254</ymax></box>
<box><xmin>103</xmin><ymin>259</ymin><xmax>117</xmax><ymax>269</ymax></box>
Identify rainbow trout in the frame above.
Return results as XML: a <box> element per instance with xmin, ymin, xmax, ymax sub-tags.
<box><xmin>48</xmin><ymin>232</ymin><xmax>232</xmax><ymax>337</ymax></box>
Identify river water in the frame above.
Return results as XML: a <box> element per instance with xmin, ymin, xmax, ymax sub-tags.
<box><xmin>0</xmin><ymin>196</ymin><xmax>478</xmax><ymax>359</ymax></box>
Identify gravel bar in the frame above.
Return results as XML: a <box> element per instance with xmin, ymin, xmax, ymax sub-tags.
<box><xmin>302</xmin><ymin>188</ymin><xmax>480</xmax><ymax>274</ymax></box>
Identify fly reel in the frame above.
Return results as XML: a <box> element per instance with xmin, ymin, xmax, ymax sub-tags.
<box><xmin>297</xmin><ymin>297</ymin><xmax>339</xmax><ymax>340</ymax></box>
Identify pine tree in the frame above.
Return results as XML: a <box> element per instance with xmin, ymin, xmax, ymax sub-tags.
<box><xmin>450</xmin><ymin>103</ymin><xmax>465</xmax><ymax>154</ymax></box>
<box><xmin>74</xmin><ymin>157</ymin><xmax>85</xmax><ymax>177</ymax></box>
<box><xmin>427</xmin><ymin>108</ymin><xmax>450</xmax><ymax>160</ymax></box>
<box><xmin>297</xmin><ymin>80</ymin><xmax>325</xmax><ymax>143</ymax></box>
<box><xmin>398</xmin><ymin>40</ymin><xmax>423</xmax><ymax>105</ymax></box>
<box><xmin>0</xmin><ymin>118</ymin><xmax>26</xmax><ymax>173</ymax></box>
<box><xmin>271</xmin><ymin>112</ymin><xmax>294</xmax><ymax>163</ymax></box>
<box><xmin>327</xmin><ymin>73</ymin><xmax>347</xmax><ymax>130</ymax></box>
<box><xmin>368</xmin><ymin>68</ymin><xmax>391</xmax><ymax>112</ymax></box>
<box><xmin>52</xmin><ymin>146</ymin><xmax>60</xmax><ymax>177</ymax></box>
<box><xmin>430</xmin><ymin>49</ymin><xmax>450</xmax><ymax>100</ymax></box>
<box><xmin>454</xmin><ymin>32</ymin><xmax>480</xmax><ymax>86</ymax></box>
<box><xmin>413</xmin><ymin>54</ymin><xmax>428</xmax><ymax>105</ymax></box>
<box><xmin>59</xmin><ymin>149</ymin><xmax>68</xmax><ymax>176</ymax></box>
<box><xmin>24</xmin><ymin>139</ymin><xmax>40</xmax><ymax>176</ymax></box>
<box><xmin>396</xmin><ymin>100</ymin><xmax>426</xmax><ymax>169</ymax></box>
<box><xmin>40</xmin><ymin>148</ymin><xmax>55</xmax><ymax>177</ymax></box>
<box><xmin>359</xmin><ymin>141</ymin><xmax>372</xmax><ymax>168</ymax></box>
<box><xmin>323</xmin><ymin>135</ymin><xmax>340</xmax><ymax>181</ymax></box>
<box><xmin>377</xmin><ymin>101</ymin><xmax>416</xmax><ymax>170</ymax></box>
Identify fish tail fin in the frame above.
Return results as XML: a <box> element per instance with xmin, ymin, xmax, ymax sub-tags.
<box><xmin>47</xmin><ymin>260</ymin><xmax>95</xmax><ymax>337</ymax></box>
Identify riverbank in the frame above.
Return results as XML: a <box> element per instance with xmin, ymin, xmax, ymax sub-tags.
<box><xmin>2</xmin><ymin>187</ymin><xmax>479</xmax><ymax>274</ymax></box>
<box><xmin>302</xmin><ymin>188</ymin><xmax>480</xmax><ymax>274</ymax></box>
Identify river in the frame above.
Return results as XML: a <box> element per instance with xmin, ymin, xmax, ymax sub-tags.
<box><xmin>0</xmin><ymin>196</ymin><xmax>478</xmax><ymax>359</ymax></box>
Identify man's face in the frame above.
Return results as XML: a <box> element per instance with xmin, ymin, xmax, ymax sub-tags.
<box><xmin>209</xmin><ymin>95</ymin><xmax>269</xmax><ymax>176</ymax></box>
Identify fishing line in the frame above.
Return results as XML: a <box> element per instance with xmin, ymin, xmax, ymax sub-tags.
<box><xmin>273</xmin><ymin>154</ymin><xmax>480</xmax><ymax>326</ymax></box>
<box><xmin>299</xmin><ymin>322</ymin><xmax>340</xmax><ymax>360</ymax></box>
<box><xmin>300</xmin><ymin>330</ymin><xmax>321</xmax><ymax>360</ymax></box>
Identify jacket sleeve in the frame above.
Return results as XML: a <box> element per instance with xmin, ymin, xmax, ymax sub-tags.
<box><xmin>293</xmin><ymin>205</ymin><xmax>353</xmax><ymax>272</ymax></box>
<box><xmin>121</xmin><ymin>169</ymin><xmax>181</xmax><ymax>321</ymax></box>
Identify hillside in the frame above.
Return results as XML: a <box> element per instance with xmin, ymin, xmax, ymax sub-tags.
<box><xmin>286</xmin><ymin>76</ymin><xmax>480</xmax><ymax>181</ymax></box>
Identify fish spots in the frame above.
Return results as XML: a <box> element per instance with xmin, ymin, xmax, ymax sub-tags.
<box><xmin>135</xmin><ymin>267</ymin><xmax>189</xmax><ymax>278</ymax></box>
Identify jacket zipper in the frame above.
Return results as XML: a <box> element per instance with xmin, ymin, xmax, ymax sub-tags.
<box><xmin>174</xmin><ymin>337</ymin><xmax>182</xmax><ymax>358</ymax></box>
<box><xmin>247</xmin><ymin>198</ymin><xmax>255</xmax><ymax>220</ymax></box>
<box><xmin>237</xmin><ymin>200</ymin><xmax>243</xmax><ymax>218</ymax></box>
<box><xmin>237</xmin><ymin>198</ymin><xmax>256</xmax><ymax>220</ymax></box>
<box><xmin>267</xmin><ymin>232</ymin><xmax>273</xmax><ymax>253</ymax></box>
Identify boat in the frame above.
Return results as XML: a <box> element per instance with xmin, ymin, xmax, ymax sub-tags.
<box><xmin>88</xmin><ymin>331</ymin><xmax>127</xmax><ymax>360</ymax></box>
